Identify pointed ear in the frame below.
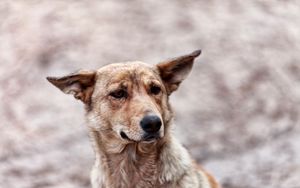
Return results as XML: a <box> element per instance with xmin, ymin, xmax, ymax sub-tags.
<box><xmin>157</xmin><ymin>50</ymin><xmax>201</xmax><ymax>94</ymax></box>
<box><xmin>46</xmin><ymin>70</ymin><xmax>96</xmax><ymax>104</ymax></box>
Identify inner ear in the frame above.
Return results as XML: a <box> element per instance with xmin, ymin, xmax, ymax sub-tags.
<box><xmin>157</xmin><ymin>50</ymin><xmax>201</xmax><ymax>94</ymax></box>
<box><xmin>47</xmin><ymin>70</ymin><xmax>96</xmax><ymax>104</ymax></box>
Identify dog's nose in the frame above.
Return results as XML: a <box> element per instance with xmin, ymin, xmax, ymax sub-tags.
<box><xmin>140</xmin><ymin>115</ymin><xmax>162</xmax><ymax>134</ymax></box>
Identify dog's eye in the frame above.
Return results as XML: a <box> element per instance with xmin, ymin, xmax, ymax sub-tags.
<box><xmin>150</xmin><ymin>85</ymin><xmax>161</xmax><ymax>95</ymax></box>
<box><xmin>110</xmin><ymin>90</ymin><xmax>127</xmax><ymax>99</ymax></box>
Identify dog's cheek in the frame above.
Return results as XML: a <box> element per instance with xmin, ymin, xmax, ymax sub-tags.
<box><xmin>161</xmin><ymin>96</ymin><xmax>172</xmax><ymax>127</ymax></box>
<box><xmin>89</xmin><ymin>100</ymin><xmax>114</xmax><ymax>127</ymax></box>
<box><xmin>151</xmin><ymin>94</ymin><xmax>162</xmax><ymax>109</ymax></box>
<box><xmin>108</xmin><ymin>97</ymin><xmax>128</xmax><ymax>112</ymax></box>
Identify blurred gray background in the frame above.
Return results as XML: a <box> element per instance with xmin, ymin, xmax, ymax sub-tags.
<box><xmin>1</xmin><ymin>1</ymin><xmax>300</xmax><ymax>188</ymax></box>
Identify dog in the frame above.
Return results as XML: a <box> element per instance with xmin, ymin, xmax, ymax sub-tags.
<box><xmin>47</xmin><ymin>50</ymin><xmax>219</xmax><ymax>188</ymax></box>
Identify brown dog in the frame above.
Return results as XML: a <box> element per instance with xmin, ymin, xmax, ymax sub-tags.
<box><xmin>47</xmin><ymin>50</ymin><xmax>219</xmax><ymax>188</ymax></box>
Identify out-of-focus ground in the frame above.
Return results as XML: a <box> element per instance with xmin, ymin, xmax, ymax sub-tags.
<box><xmin>0</xmin><ymin>1</ymin><xmax>300</xmax><ymax>188</ymax></box>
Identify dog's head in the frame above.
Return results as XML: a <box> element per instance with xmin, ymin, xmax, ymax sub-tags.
<box><xmin>47</xmin><ymin>50</ymin><xmax>201</xmax><ymax>144</ymax></box>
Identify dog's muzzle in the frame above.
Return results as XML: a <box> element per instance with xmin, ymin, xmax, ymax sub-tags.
<box><xmin>119</xmin><ymin>115</ymin><xmax>162</xmax><ymax>142</ymax></box>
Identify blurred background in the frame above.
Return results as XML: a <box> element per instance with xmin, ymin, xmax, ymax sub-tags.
<box><xmin>1</xmin><ymin>1</ymin><xmax>299</xmax><ymax>188</ymax></box>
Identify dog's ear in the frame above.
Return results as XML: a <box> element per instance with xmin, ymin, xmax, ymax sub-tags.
<box><xmin>157</xmin><ymin>50</ymin><xmax>201</xmax><ymax>94</ymax></box>
<box><xmin>46</xmin><ymin>70</ymin><xmax>96</xmax><ymax>104</ymax></box>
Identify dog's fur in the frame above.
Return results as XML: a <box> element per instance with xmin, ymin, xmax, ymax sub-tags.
<box><xmin>47</xmin><ymin>50</ymin><xmax>219</xmax><ymax>188</ymax></box>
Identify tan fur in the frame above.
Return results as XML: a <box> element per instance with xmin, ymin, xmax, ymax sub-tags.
<box><xmin>47</xmin><ymin>50</ymin><xmax>219</xmax><ymax>188</ymax></box>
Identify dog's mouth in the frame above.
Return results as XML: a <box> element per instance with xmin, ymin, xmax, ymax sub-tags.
<box><xmin>120</xmin><ymin>131</ymin><xmax>160</xmax><ymax>143</ymax></box>
<box><xmin>142</xmin><ymin>133</ymin><xmax>160</xmax><ymax>141</ymax></box>
<box><xmin>120</xmin><ymin>131</ymin><xmax>131</xmax><ymax>140</ymax></box>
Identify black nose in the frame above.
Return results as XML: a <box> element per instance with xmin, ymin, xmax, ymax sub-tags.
<box><xmin>140</xmin><ymin>115</ymin><xmax>162</xmax><ymax>134</ymax></box>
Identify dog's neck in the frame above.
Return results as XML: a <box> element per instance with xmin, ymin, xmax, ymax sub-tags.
<box><xmin>89</xmin><ymin>129</ymin><xmax>192</xmax><ymax>188</ymax></box>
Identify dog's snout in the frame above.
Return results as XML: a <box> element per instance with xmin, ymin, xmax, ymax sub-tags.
<box><xmin>140</xmin><ymin>115</ymin><xmax>162</xmax><ymax>134</ymax></box>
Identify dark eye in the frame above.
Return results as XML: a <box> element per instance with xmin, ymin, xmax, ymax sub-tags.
<box><xmin>150</xmin><ymin>85</ymin><xmax>161</xmax><ymax>95</ymax></box>
<box><xmin>110</xmin><ymin>90</ymin><xmax>127</xmax><ymax>99</ymax></box>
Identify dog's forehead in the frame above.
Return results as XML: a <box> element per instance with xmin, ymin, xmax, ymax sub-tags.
<box><xmin>96</xmin><ymin>61</ymin><xmax>160</xmax><ymax>82</ymax></box>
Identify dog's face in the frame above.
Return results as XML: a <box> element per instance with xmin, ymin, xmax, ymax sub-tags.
<box><xmin>89</xmin><ymin>62</ymin><xmax>169</xmax><ymax>142</ymax></box>
<box><xmin>47</xmin><ymin>50</ymin><xmax>201</xmax><ymax>143</ymax></box>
